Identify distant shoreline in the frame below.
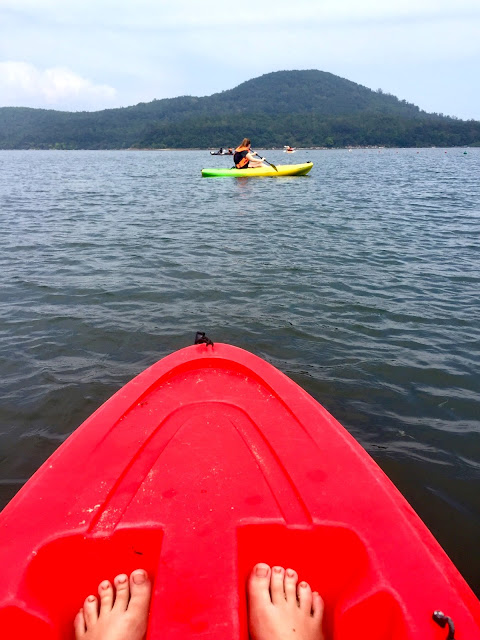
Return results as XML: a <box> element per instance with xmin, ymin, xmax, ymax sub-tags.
<box><xmin>2</xmin><ymin>145</ymin><xmax>478</xmax><ymax>151</ymax></box>
<box><xmin>3</xmin><ymin>71</ymin><xmax>479</xmax><ymax>149</ymax></box>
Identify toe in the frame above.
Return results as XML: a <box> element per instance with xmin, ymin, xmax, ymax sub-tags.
<box><xmin>83</xmin><ymin>595</ymin><xmax>98</xmax><ymax>628</ymax></box>
<box><xmin>298</xmin><ymin>581</ymin><xmax>313</xmax><ymax>612</ymax></box>
<box><xmin>312</xmin><ymin>591</ymin><xmax>325</xmax><ymax>621</ymax></box>
<box><xmin>247</xmin><ymin>563</ymin><xmax>272</xmax><ymax>609</ymax></box>
<box><xmin>284</xmin><ymin>568</ymin><xmax>298</xmax><ymax>603</ymax></box>
<box><xmin>112</xmin><ymin>573</ymin><xmax>130</xmax><ymax>611</ymax></box>
<box><xmin>74</xmin><ymin>609</ymin><xmax>86</xmax><ymax>639</ymax></box>
<box><xmin>270</xmin><ymin>566</ymin><xmax>286</xmax><ymax>605</ymax></box>
<box><xmin>98</xmin><ymin>579</ymin><xmax>114</xmax><ymax>614</ymax></box>
<box><xmin>127</xmin><ymin>569</ymin><xmax>152</xmax><ymax>621</ymax></box>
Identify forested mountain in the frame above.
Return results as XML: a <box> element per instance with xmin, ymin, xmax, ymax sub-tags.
<box><xmin>1</xmin><ymin>70</ymin><xmax>479</xmax><ymax>149</ymax></box>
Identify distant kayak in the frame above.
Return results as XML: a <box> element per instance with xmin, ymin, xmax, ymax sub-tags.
<box><xmin>201</xmin><ymin>162</ymin><xmax>313</xmax><ymax>178</ymax></box>
<box><xmin>210</xmin><ymin>151</ymin><xmax>233</xmax><ymax>155</ymax></box>
<box><xmin>0</xmin><ymin>341</ymin><xmax>479</xmax><ymax>639</ymax></box>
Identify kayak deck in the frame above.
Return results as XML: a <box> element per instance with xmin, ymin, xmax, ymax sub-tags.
<box><xmin>0</xmin><ymin>343</ymin><xmax>478</xmax><ymax>639</ymax></box>
<box><xmin>201</xmin><ymin>162</ymin><xmax>313</xmax><ymax>177</ymax></box>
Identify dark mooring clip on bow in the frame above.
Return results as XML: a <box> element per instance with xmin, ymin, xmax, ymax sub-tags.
<box><xmin>194</xmin><ymin>332</ymin><xmax>214</xmax><ymax>347</ymax></box>
<box><xmin>432</xmin><ymin>611</ymin><xmax>455</xmax><ymax>640</ymax></box>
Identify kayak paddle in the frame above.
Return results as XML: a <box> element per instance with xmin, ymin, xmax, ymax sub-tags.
<box><xmin>254</xmin><ymin>151</ymin><xmax>278</xmax><ymax>172</ymax></box>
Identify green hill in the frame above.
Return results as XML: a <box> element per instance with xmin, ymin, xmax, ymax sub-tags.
<box><xmin>0</xmin><ymin>70</ymin><xmax>479</xmax><ymax>149</ymax></box>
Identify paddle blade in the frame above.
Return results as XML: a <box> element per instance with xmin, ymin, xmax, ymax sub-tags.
<box><xmin>264</xmin><ymin>159</ymin><xmax>278</xmax><ymax>171</ymax></box>
<box><xmin>254</xmin><ymin>150</ymin><xmax>278</xmax><ymax>172</ymax></box>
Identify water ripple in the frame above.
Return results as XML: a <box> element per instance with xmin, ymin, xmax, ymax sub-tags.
<box><xmin>1</xmin><ymin>148</ymin><xmax>479</xmax><ymax>593</ymax></box>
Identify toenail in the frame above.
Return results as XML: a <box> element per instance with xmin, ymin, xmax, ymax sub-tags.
<box><xmin>300</xmin><ymin>582</ymin><xmax>307</xmax><ymax>588</ymax></box>
<box><xmin>87</xmin><ymin>595</ymin><xmax>96</xmax><ymax>602</ymax></box>
<box><xmin>287</xmin><ymin>570</ymin><xmax>295</xmax><ymax>577</ymax></box>
<box><xmin>100</xmin><ymin>581</ymin><xmax>110</xmax><ymax>590</ymax></box>
<box><xmin>274</xmin><ymin>566</ymin><xmax>282</xmax><ymax>573</ymax></box>
<box><xmin>117</xmin><ymin>575</ymin><xmax>127</xmax><ymax>583</ymax></box>
<box><xmin>255</xmin><ymin>565</ymin><xmax>268</xmax><ymax>577</ymax></box>
<box><xmin>133</xmin><ymin>571</ymin><xmax>146</xmax><ymax>584</ymax></box>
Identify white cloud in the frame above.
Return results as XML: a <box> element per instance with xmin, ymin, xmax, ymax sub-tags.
<box><xmin>0</xmin><ymin>61</ymin><xmax>117</xmax><ymax>110</ymax></box>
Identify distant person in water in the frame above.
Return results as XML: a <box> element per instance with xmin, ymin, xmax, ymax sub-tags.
<box><xmin>234</xmin><ymin>138</ymin><xmax>266</xmax><ymax>169</ymax></box>
<box><xmin>74</xmin><ymin>564</ymin><xmax>325</xmax><ymax>640</ymax></box>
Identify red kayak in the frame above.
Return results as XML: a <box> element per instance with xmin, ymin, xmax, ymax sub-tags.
<box><xmin>0</xmin><ymin>342</ymin><xmax>479</xmax><ymax>639</ymax></box>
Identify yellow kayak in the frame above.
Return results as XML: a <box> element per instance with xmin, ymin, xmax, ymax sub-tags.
<box><xmin>201</xmin><ymin>162</ymin><xmax>313</xmax><ymax>178</ymax></box>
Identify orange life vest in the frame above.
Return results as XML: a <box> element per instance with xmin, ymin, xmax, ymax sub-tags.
<box><xmin>234</xmin><ymin>146</ymin><xmax>250</xmax><ymax>169</ymax></box>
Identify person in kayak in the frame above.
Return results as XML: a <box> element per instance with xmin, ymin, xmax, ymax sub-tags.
<box><xmin>74</xmin><ymin>563</ymin><xmax>325</xmax><ymax>640</ymax></box>
<box><xmin>234</xmin><ymin>138</ymin><xmax>266</xmax><ymax>169</ymax></box>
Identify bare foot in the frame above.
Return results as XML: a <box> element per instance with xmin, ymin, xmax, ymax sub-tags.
<box><xmin>248</xmin><ymin>563</ymin><xmax>324</xmax><ymax>640</ymax></box>
<box><xmin>74</xmin><ymin>569</ymin><xmax>151</xmax><ymax>640</ymax></box>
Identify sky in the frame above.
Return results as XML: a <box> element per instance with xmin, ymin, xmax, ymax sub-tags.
<box><xmin>1</xmin><ymin>0</ymin><xmax>480</xmax><ymax>120</ymax></box>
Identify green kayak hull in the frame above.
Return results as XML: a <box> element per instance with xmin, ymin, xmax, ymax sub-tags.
<box><xmin>201</xmin><ymin>162</ymin><xmax>313</xmax><ymax>178</ymax></box>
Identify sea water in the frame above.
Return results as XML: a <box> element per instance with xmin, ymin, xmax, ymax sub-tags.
<box><xmin>0</xmin><ymin>148</ymin><xmax>479</xmax><ymax>594</ymax></box>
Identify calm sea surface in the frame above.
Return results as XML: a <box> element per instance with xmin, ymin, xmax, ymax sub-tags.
<box><xmin>1</xmin><ymin>148</ymin><xmax>479</xmax><ymax>594</ymax></box>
